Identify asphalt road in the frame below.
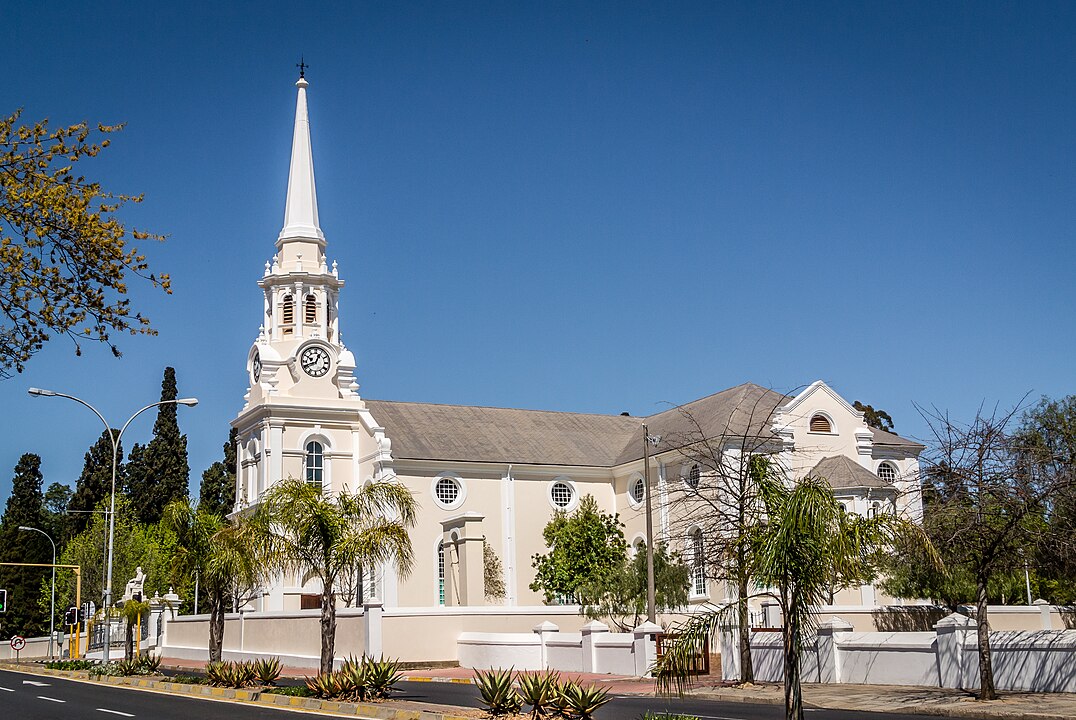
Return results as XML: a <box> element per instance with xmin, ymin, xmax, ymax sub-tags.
<box><xmin>0</xmin><ymin>668</ymin><xmax>342</xmax><ymax>720</ymax></box>
<box><xmin>1</xmin><ymin>667</ymin><xmax>994</xmax><ymax>720</ymax></box>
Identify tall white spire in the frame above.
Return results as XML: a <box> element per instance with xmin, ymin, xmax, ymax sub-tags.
<box><xmin>279</xmin><ymin>75</ymin><xmax>324</xmax><ymax>243</ymax></box>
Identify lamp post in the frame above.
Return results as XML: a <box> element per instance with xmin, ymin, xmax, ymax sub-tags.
<box><xmin>642</xmin><ymin>424</ymin><xmax>661</xmax><ymax>624</ymax></box>
<box><xmin>28</xmin><ymin>387</ymin><xmax>198</xmax><ymax>663</ymax></box>
<box><xmin>18</xmin><ymin>526</ymin><xmax>56</xmax><ymax>657</ymax></box>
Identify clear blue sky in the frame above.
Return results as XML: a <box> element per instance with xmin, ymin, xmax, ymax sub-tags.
<box><xmin>2</xmin><ymin>1</ymin><xmax>1074</xmax><ymax>505</ymax></box>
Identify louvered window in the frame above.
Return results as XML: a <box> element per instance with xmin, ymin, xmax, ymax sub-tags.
<box><xmin>282</xmin><ymin>295</ymin><xmax>294</xmax><ymax>324</ymax></box>
<box><xmin>305</xmin><ymin>294</ymin><xmax>317</xmax><ymax>324</ymax></box>
<box><xmin>810</xmin><ymin>414</ymin><xmax>832</xmax><ymax>433</ymax></box>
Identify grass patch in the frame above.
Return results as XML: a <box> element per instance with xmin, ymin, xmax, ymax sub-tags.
<box><xmin>264</xmin><ymin>685</ymin><xmax>312</xmax><ymax>697</ymax></box>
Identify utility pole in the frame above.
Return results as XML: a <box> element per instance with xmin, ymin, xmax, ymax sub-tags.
<box><xmin>643</xmin><ymin>424</ymin><xmax>656</xmax><ymax>624</ymax></box>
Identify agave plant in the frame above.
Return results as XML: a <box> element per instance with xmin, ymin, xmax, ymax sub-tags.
<box><xmin>116</xmin><ymin>658</ymin><xmax>140</xmax><ymax>677</ymax></box>
<box><xmin>550</xmin><ymin>679</ymin><xmax>574</xmax><ymax>717</ymax></box>
<box><xmin>236</xmin><ymin>661</ymin><xmax>259</xmax><ymax>688</ymax></box>
<box><xmin>253</xmin><ymin>657</ymin><xmax>283</xmax><ymax>686</ymax></box>
<box><xmin>561</xmin><ymin>681</ymin><xmax>610</xmax><ymax>720</ymax></box>
<box><xmin>474</xmin><ymin>667</ymin><xmax>523</xmax><ymax>716</ymax></box>
<box><xmin>363</xmin><ymin>655</ymin><xmax>403</xmax><ymax>699</ymax></box>
<box><xmin>517</xmin><ymin>670</ymin><xmax>560</xmax><ymax>718</ymax></box>
<box><xmin>205</xmin><ymin>660</ymin><xmax>228</xmax><ymax>686</ymax></box>
<box><xmin>138</xmin><ymin>653</ymin><xmax>162</xmax><ymax>674</ymax></box>
<box><xmin>337</xmin><ymin>657</ymin><xmax>369</xmax><ymax>702</ymax></box>
<box><xmin>305</xmin><ymin>671</ymin><xmax>342</xmax><ymax>699</ymax></box>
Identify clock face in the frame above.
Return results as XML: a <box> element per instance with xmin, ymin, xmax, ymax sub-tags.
<box><xmin>300</xmin><ymin>345</ymin><xmax>331</xmax><ymax>377</ymax></box>
<box><xmin>251</xmin><ymin>352</ymin><xmax>262</xmax><ymax>383</ymax></box>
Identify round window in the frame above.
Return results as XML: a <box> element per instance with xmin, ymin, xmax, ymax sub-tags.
<box><xmin>550</xmin><ymin>481</ymin><xmax>575</xmax><ymax>509</ymax></box>
<box><xmin>631</xmin><ymin>477</ymin><xmax>645</xmax><ymax>504</ymax></box>
<box><xmin>434</xmin><ymin>477</ymin><xmax>460</xmax><ymax>507</ymax></box>
<box><xmin>686</xmin><ymin>464</ymin><xmax>701</xmax><ymax>490</ymax></box>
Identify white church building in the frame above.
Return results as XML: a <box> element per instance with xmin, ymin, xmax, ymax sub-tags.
<box><xmin>231</xmin><ymin>75</ymin><xmax>925</xmax><ymax>615</ymax></box>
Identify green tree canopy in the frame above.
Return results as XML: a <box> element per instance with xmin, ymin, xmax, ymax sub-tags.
<box><xmin>0</xmin><ymin>453</ymin><xmax>50</xmax><ymax>635</ymax></box>
<box><xmin>198</xmin><ymin>427</ymin><xmax>238</xmax><ymax>517</ymax></box>
<box><xmin>530</xmin><ymin>494</ymin><xmax>627</xmax><ymax>604</ymax></box>
<box><xmin>579</xmin><ymin>541</ymin><xmax>690</xmax><ymax>631</ymax></box>
<box><xmin>853</xmin><ymin>401</ymin><xmax>895</xmax><ymax>433</ymax></box>
<box><xmin>0</xmin><ymin>109</ymin><xmax>170</xmax><ymax>378</ymax></box>
<box><xmin>68</xmin><ymin>429</ymin><xmax>122</xmax><ymax>538</ymax></box>
<box><xmin>126</xmin><ymin>367</ymin><xmax>190</xmax><ymax>523</ymax></box>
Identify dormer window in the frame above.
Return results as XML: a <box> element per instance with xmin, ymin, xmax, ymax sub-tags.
<box><xmin>809</xmin><ymin>414</ymin><xmax>832</xmax><ymax>433</ymax></box>
<box><xmin>305</xmin><ymin>294</ymin><xmax>317</xmax><ymax>324</ymax></box>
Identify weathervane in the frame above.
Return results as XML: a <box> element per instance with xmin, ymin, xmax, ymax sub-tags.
<box><xmin>296</xmin><ymin>56</ymin><xmax>308</xmax><ymax>79</ymax></box>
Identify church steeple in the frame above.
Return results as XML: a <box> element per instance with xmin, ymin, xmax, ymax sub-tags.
<box><xmin>279</xmin><ymin>74</ymin><xmax>324</xmax><ymax>244</ymax></box>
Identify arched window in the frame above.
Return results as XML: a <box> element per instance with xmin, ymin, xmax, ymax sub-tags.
<box><xmin>305</xmin><ymin>441</ymin><xmax>324</xmax><ymax>491</ymax></box>
<box><xmin>690</xmin><ymin>529</ymin><xmax>706</xmax><ymax>596</ymax></box>
<box><xmin>868</xmin><ymin>501</ymin><xmax>881</xmax><ymax>519</ymax></box>
<box><xmin>305</xmin><ymin>294</ymin><xmax>317</xmax><ymax>324</ymax></box>
<box><xmin>877</xmin><ymin>462</ymin><xmax>897</xmax><ymax>483</ymax></box>
<box><xmin>282</xmin><ymin>294</ymin><xmax>294</xmax><ymax>325</ymax></box>
<box><xmin>810</xmin><ymin>414</ymin><xmax>832</xmax><ymax>433</ymax></box>
<box><xmin>686</xmin><ymin>464</ymin><xmax>701</xmax><ymax>490</ymax></box>
<box><xmin>437</xmin><ymin>540</ymin><xmax>446</xmax><ymax>606</ymax></box>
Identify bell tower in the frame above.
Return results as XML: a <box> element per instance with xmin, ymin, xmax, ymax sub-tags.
<box><xmin>243</xmin><ymin>73</ymin><xmax>359</xmax><ymax>404</ymax></box>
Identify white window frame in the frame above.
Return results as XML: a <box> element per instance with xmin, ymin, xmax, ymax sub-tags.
<box><xmin>627</xmin><ymin>472</ymin><xmax>646</xmax><ymax>509</ymax></box>
<box><xmin>808</xmin><ymin>411</ymin><xmax>837</xmax><ymax>435</ymax></box>
<box><xmin>430</xmin><ymin>472</ymin><xmax>467</xmax><ymax>511</ymax></box>
<box><xmin>547</xmin><ymin>477</ymin><xmax>579</xmax><ymax>512</ymax></box>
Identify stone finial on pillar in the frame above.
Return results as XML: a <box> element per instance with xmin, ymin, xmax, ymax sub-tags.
<box><xmin>581</xmin><ymin>620</ymin><xmax>609</xmax><ymax>673</ymax></box>
<box><xmin>935</xmin><ymin>612</ymin><xmax>975</xmax><ymax>689</ymax></box>
<box><xmin>632</xmin><ymin>621</ymin><xmax>662</xmax><ymax>677</ymax></box>
<box><xmin>533</xmin><ymin>621</ymin><xmax>559</xmax><ymax>670</ymax></box>
<box><xmin>816</xmin><ymin>616</ymin><xmax>854</xmax><ymax>683</ymax></box>
<box><xmin>364</xmin><ymin>597</ymin><xmax>384</xmax><ymax>659</ymax></box>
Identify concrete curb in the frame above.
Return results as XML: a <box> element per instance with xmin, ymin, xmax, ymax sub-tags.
<box><xmin>402</xmin><ymin>676</ymin><xmax>475</xmax><ymax>685</ymax></box>
<box><xmin>0</xmin><ymin>663</ymin><xmax>471</xmax><ymax>720</ymax></box>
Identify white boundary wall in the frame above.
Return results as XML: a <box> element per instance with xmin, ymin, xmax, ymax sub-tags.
<box><xmin>724</xmin><ymin>613</ymin><xmax>1076</xmax><ymax>693</ymax></box>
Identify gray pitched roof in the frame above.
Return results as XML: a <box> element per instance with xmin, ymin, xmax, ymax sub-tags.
<box><xmin>808</xmin><ymin>455</ymin><xmax>893</xmax><ymax>490</ymax></box>
<box><xmin>364</xmin><ymin>399</ymin><xmax>638</xmax><ymax>467</ymax></box>
<box><xmin>365</xmin><ymin>383</ymin><xmax>923</xmax><ymax>468</ymax></box>
<box><xmin>870</xmin><ymin>426</ymin><xmax>925</xmax><ymax>450</ymax></box>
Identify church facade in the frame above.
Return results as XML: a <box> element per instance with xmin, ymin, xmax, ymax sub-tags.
<box><xmin>232</xmin><ymin>76</ymin><xmax>925</xmax><ymax>614</ymax></box>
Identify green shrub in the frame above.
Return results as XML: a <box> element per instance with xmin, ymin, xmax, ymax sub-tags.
<box><xmin>205</xmin><ymin>661</ymin><xmax>228</xmax><ymax>686</ymax></box>
<box><xmin>264</xmin><ymin>685</ymin><xmax>311</xmax><ymax>697</ymax></box>
<box><xmin>116</xmin><ymin>658</ymin><xmax>140</xmax><ymax>677</ymax></box>
<box><xmin>169</xmin><ymin>674</ymin><xmax>204</xmax><ymax>685</ymax></box>
<box><xmin>305</xmin><ymin>672</ymin><xmax>343</xmax><ymax>699</ymax></box>
<box><xmin>137</xmin><ymin>653</ymin><xmax>162</xmax><ymax>673</ymax></box>
<box><xmin>45</xmin><ymin>660</ymin><xmax>96</xmax><ymax>671</ymax></box>
<box><xmin>641</xmin><ymin>714</ymin><xmax>702</xmax><ymax>720</ymax></box>
<box><xmin>474</xmin><ymin>667</ymin><xmax>523</xmax><ymax>716</ymax></box>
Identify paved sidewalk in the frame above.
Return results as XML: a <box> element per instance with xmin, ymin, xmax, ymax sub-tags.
<box><xmin>163</xmin><ymin>659</ymin><xmax>1076</xmax><ymax>720</ymax></box>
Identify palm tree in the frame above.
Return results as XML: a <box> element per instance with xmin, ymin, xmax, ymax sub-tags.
<box><xmin>249</xmin><ymin>477</ymin><xmax>417</xmax><ymax>675</ymax></box>
<box><xmin>162</xmin><ymin>500</ymin><xmax>260</xmax><ymax>661</ymax></box>
<box><xmin>658</xmin><ymin>473</ymin><xmax>921</xmax><ymax>720</ymax></box>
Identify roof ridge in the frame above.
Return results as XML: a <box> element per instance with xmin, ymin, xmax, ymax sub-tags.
<box><xmin>365</xmin><ymin>397</ymin><xmax>640</xmax><ymax>422</ymax></box>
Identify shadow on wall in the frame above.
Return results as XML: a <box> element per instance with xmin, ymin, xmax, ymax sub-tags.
<box><xmin>871</xmin><ymin>606</ymin><xmax>949</xmax><ymax>632</ymax></box>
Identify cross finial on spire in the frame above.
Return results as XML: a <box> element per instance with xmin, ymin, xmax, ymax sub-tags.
<box><xmin>296</xmin><ymin>56</ymin><xmax>308</xmax><ymax>79</ymax></box>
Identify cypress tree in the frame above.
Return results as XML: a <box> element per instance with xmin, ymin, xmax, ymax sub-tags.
<box><xmin>68</xmin><ymin>429</ymin><xmax>122</xmax><ymax>537</ymax></box>
<box><xmin>199</xmin><ymin>428</ymin><xmax>239</xmax><ymax>517</ymax></box>
<box><xmin>126</xmin><ymin>367</ymin><xmax>190</xmax><ymax>523</ymax></box>
<box><xmin>0</xmin><ymin>453</ymin><xmax>49</xmax><ymax>636</ymax></box>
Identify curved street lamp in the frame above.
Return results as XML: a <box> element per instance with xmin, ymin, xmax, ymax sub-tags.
<box><xmin>28</xmin><ymin>387</ymin><xmax>197</xmax><ymax>663</ymax></box>
<box><xmin>18</xmin><ymin>525</ymin><xmax>56</xmax><ymax>657</ymax></box>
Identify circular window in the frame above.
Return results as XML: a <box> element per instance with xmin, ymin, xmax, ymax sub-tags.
<box><xmin>630</xmin><ymin>477</ymin><xmax>645</xmax><ymax>504</ymax></box>
<box><xmin>430</xmin><ymin>474</ymin><xmax>466</xmax><ymax>509</ymax></box>
<box><xmin>550</xmin><ymin>481</ymin><xmax>575</xmax><ymax>509</ymax></box>
<box><xmin>686</xmin><ymin>464</ymin><xmax>701</xmax><ymax>490</ymax></box>
<box><xmin>435</xmin><ymin>477</ymin><xmax>459</xmax><ymax>505</ymax></box>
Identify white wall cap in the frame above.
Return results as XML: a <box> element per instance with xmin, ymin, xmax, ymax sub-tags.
<box><xmin>533</xmin><ymin>621</ymin><xmax>560</xmax><ymax>633</ymax></box>
<box><xmin>817</xmin><ymin>616</ymin><xmax>855</xmax><ymax>632</ymax></box>
<box><xmin>581</xmin><ymin>619</ymin><xmax>610</xmax><ymax>634</ymax></box>
<box><xmin>440</xmin><ymin>511</ymin><xmax>486</xmax><ymax>527</ymax></box>
<box><xmin>632</xmin><ymin>621</ymin><xmax>663</xmax><ymax>635</ymax></box>
<box><xmin>934</xmin><ymin>612</ymin><xmax>975</xmax><ymax>629</ymax></box>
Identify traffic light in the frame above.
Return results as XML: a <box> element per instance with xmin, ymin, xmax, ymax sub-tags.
<box><xmin>64</xmin><ymin>607</ymin><xmax>78</xmax><ymax>625</ymax></box>
<box><xmin>0</xmin><ymin>588</ymin><xmax>6</xmax><ymax>612</ymax></box>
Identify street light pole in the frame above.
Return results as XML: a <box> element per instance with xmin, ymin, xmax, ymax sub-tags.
<box><xmin>18</xmin><ymin>526</ymin><xmax>56</xmax><ymax>657</ymax></box>
<box><xmin>642</xmin><ymin>424</ymin><xmax>656</xmax><ymax>624</ymax></box>
<box><xmin>28</xmin><ymin>388</ymin><xmax>197</xmax><ymax>663</ymax></box>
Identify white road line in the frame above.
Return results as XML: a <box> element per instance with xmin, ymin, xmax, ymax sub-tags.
<box><xmin>98</xmin><ymin>709</ymin><xmax>135</xmax><ymax>717</ymax></box>
<box><xmin>23</xmin><ymin>680</ymin><xmax>50</xmax><ymax>686</ymax></box>
<box><xmin>0</xmin><ymin>686</ymin><xmax>14</xmax><ymax>692</ymax></box>
<box><xmin>38</xmin><ymin>695</ymin><xmax>66</xmax><ymax>703</ymax></box>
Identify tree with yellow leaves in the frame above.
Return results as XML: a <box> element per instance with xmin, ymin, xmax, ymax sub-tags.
<box><xmin>0</xmin><ymin>109</ymin><xmax>169</xmax><ymax>378</ymax></box>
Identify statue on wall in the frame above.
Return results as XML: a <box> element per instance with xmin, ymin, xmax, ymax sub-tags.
<box><xmin>122</xmin><ymin>566</ymin><xmax>146</xmax><ymax>602</ymax></box>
